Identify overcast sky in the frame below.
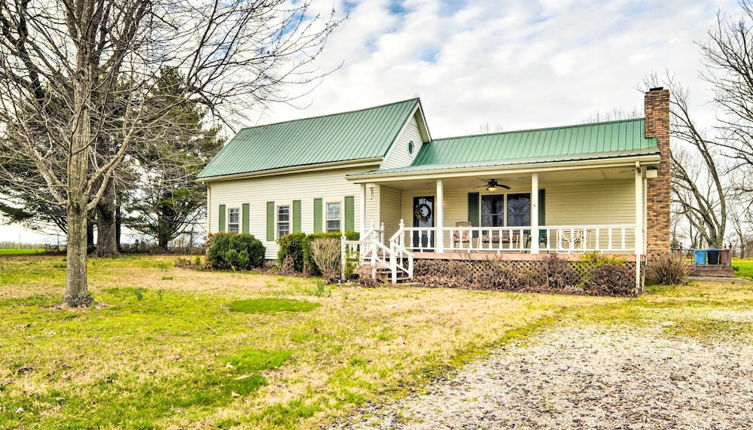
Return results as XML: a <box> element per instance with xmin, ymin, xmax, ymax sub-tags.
<box><xmin>0</xmin><ymin>0</ymin><xmax>738</xmax><ymax>244</ymax></box>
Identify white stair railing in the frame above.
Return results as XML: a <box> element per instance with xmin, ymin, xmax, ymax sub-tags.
<box><xmin>341</xmin><ymin>222</ymin><xmax>413</xmax><ymax>284</ymax></box>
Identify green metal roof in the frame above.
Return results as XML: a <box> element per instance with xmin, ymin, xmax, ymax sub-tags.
<box><xmin>198</xmin><ymin>98</ymin><xmax>419</xmax><ymax>179</ymax></box>
<box><xmin>350</xmin><ymin>118</ymin><xmax>659</xmax><ymax>177</ymax></box>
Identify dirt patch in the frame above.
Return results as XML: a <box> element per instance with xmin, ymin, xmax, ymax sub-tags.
<box><xmin>334</xmin><ymin>325</ymin><xmax>753</xmax><ymax>429</ymax></box>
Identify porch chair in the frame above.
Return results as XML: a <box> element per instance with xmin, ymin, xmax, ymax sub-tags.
<box><xmin>561</xmin><ymin>229</ymin><xmax>585</xmax><ymax>251</ymax></box>
<box><xmin>453</xmin><ymin>221</ymin><xmax>472</xmax><ymax>250</ymax></box>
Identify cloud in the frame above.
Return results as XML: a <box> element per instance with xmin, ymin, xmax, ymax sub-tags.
<box><xmin>2</xmin><ymin>0</ymin><xmax>738</xmax><ymax>242</ymax></box>
<box><xmin>252</xmin><ymin>0</ymin><xmax>736</xmax><ymax>136</ymax></box>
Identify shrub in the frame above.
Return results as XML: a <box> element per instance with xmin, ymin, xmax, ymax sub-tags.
<box><xmin>206</xmin><ymin>233</ymin><xmax>265</xmax><ymax>270</ymax></box>
<box><xmin>583</xmin><ymin>263</ymin><xmax>636</xmax><ymax>296</ymax></box>
<box><xmin>540</xmin><ymin>254</ymin><xmax>581</xmax><ymax>291</ymax></box>
<box><xmin>302</xmin><ymin>232</ymin><xmax>359</xmax><ymax>275</ymax></box>
<box><xmin>648</xmin><ymin>253</ymin><xmax>690</xmax><ymax>285</ymax></box>
<box><xmin>309</xmin><ymin>238</ymin><xmax>341</xmax><ymax>282</ymax></box>
<box><xmin>277</xmin><ymin>233</ymin><xmax>306</xmax><ymax>273</ymax></box>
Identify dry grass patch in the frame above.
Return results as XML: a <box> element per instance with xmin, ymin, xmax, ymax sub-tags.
<box><xmin>0</xmin><ymin>255</ymin><xmax>611</xmax><ymax>429</ymax></box>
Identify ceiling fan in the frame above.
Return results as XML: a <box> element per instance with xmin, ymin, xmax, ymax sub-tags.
<box><xmin>476</xmin><ymin>179</ymin><xmax>510</xmax><ymax>192</ymax></box>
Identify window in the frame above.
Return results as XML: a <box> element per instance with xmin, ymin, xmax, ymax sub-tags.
<box><xmin>507</xmin><ymin>193</ymin><xmax>531</xmax><ymax>226</ymax></box>
<box><xmin>326</xmin><ymin>202</ymin><xmax>341</xmax><ymax>232</ymax></box>
<box><xmin>277</xmin><ymin>205</ymin><xmax>290</xmax><ymax>237</ymax></box>
<box><xmin>228</xmin><ymin>208</ymin><xmax>240</xmax><ymax>233</ymax></box>
<box><xmin>481</xmin><ymin>195</ymin><xmax>504</xmax><ymax>227</ymax></box>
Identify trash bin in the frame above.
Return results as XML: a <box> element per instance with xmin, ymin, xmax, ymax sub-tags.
<box><xmin>719</xmin><ymin>249</ymin><xmax>732</xmax><ymax>266</ymax></box>
<box><xmin>694</xmin><ymin>250</ymin><xmax>707</xmax><ymax>265</ymax></box>
<box><xmin>707</xmin><ymin>248</ymin><xmax>720</xmax><ymax>265</ymax></box>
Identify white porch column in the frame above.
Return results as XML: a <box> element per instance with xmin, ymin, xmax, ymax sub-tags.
<box><xmin>635</xmin><ymin>162</ymin><xmax>644</xmax><ymax>291</ymax></box>
<box><xmin>360</xmin><ymin>183</ymin><xmax>367</xmax><ymax>237</ymax></box>
<box><xmin>531</xmin><ymin>173</ymin><xmax>540</xmax><ymax>254</ymax></box>
<box><xmin>634</xmin><ymin>163</ymin><xmax>644</xmax><ymax>255</ymax></box>
<box><xmin>436</xmin><ymin>179</ymin><xmax>444</xmax><ymax>253</ymax></box>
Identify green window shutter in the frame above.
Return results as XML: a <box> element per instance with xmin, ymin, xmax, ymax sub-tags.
<box><xmin>292</xmin><ymin>200</ymin><xmax>301</xmax><ymax>233</ymax></box>
<box><xmin>313</xmin><ymin>198</ymin><xmax>323</xmax><ymax>233</ymax></box>
<box><xmin>467</xmin><ymin>193</ymin><xmax>479</xmax><ymax>238</ymax></box>
<box><xmin>344</xmin><ymin>196</ymin><xmax>355</xmax><ymax>232</ymax></box>
<box><xmin>266</xmin><ymin>201</ymin><xmax>274</xmax><ymax>241</ymax></box>
<box><xmin>218</xmin><ymin>204</ymin><xmax>226</xmax><ymax>232</ymax></box>
<box><xmin>242</xmin><ymin>203</ymin><xmax>250</xmax><ymax>234</ymax></box>
<box><xmin>538</xmin><ymin>189</ymin><xmax>546</xmax><ymax>225</ymax></box>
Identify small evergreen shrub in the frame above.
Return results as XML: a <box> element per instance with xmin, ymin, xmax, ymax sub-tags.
<box><xmin>277</xmin><ymin>233</ymin><xmax>306</xmax><ymax>273</ymax></box>
<box><xmin>206</xmin><ymin>233</ymin><xmax>265</xmax><ymax>270</ymax></box>
<box><xmin>647</xmin><ymin>253</ymin><xmax>690</xmax><ymax>285</ymax></box>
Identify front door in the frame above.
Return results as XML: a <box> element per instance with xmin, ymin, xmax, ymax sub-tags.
<box><xmin>412</xmin><ymin>196</ymin><xmax>434</xmax><ymax>250</ymax></box>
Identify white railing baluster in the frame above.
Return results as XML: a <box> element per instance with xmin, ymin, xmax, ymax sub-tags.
<box><xmin>583</xmin><ymin>229</ymin><xmax>587</xmax><ymax>251</ymax></box>
<box><xmin>608</xmin><ymin>228</ymin><xmax>613</xmax><ymax>251</ymax></box>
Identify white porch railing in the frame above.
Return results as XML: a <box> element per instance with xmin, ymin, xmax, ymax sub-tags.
<box><xmin>541</xmin><ymin>225</ymin><xmax>635</xmax><ymax>253</ymax></box>
<box><xmin>391</xmin><ymin>223</ymin><xmax>636</xmax><ymax>253</ymax></box>
<box><xmin>342</xmin><ymin>223</ymin><xmax>634</xmax><ymax>283</ymax></box>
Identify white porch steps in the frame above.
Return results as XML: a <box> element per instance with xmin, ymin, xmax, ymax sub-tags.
<box><xmin>342</xmin><ymin>225</ymin><xmax>415</xmax><ymax>285</ymax></box>
<box><xmin>359</xmin><ymin>260</ymin><xmax>412</xmax><ymax>284</ymax></box>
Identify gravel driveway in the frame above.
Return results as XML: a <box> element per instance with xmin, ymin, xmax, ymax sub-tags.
<box><xmin>332</xmin><ymin>325</ymin><xmax>753</xmax><ymax>429</ymax></box>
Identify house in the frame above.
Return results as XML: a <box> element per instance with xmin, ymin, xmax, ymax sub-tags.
<box><xmin>198</xmin><ymin>88</ymin><xmax>670</xmax><ymax>288</ymax></box>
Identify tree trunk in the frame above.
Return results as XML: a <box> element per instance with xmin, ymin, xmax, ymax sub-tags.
<box><xmin>158</xmin><ymin>232</ymin><xmax>170</xmax><ymax>251</ymax></box>
<box><xmin>65</xmin><ymin>197</ymin><xmax>92</xmax><ymax>307</ymax></box>
<box><xmin>87</xmin><ymin>219</ymin><xmax>95</xmax><ymax>252</ymax></box>
<box><xmin>94</xmin><ymin>181</ymin><xmax>120</xmax><ymax>257</ymax></box>
<box><xmin>63</xmin><ymin>63</ymin><xmax>93</xmax><ymax>308</ymax></box>
<box><xmin>116</xmin><ymin>200</ymin><xmax>122</xmax><ymax>251</ymax></box>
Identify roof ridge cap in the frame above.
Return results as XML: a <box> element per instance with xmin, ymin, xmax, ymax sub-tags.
<box><xmin>236</xmin><ymin>98</ymin><xmax>420</xmax><ymax>132</ymax></box>
<box><xmin>431</xmin><ymin>117</ymin><xmax>646</xmax><ymax>142</ymax></box>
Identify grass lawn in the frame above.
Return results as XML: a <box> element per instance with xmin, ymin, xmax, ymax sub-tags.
<box><xmin>0</xmin><ymin>248</ymin><xmax>45</xmax><ymax>255</ymax></box>
<box><xmin>733</xmin><ymin>258</ymin><xmax>753</xmax><ymax>280</ymax></box>
<box><xmin>1</xmin><ymin>255</ymin><xmax>752</xmax><ymax>429</ymax></box>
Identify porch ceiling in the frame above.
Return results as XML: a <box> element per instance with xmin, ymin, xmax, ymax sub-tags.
<box><xmin>367</xmin><ymin>165</ymin><xmax>635</xmax><ymax>190</ymax></box>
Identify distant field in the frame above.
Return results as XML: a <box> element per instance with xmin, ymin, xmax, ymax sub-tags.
<box><xmin>733</xmin><ymin>258</ymin><xmax>753</xmax><ymax>280</ymax></box>
<box><xmin>0</xmin><ymin>248</ymin><xmax>45</xmax><ymax>255</ymax></box>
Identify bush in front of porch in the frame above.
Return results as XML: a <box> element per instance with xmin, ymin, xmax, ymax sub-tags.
<box><xmin>413</xmin><ymin>254</ymin><xmax>638</xmax><ymax>296</ymax></box>
<box><xmin>277</xmin><ymin>231</ymin><xmax>360</xmax><ymax>276</ymax></box>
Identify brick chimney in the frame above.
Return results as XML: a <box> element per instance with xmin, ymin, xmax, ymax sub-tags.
<box><xmin>644</xmin><ymin>87</ymin><xmax>671</xmax><ymax>255</ymax></box>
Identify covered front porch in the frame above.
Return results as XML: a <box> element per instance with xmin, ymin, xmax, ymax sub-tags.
<box><xmin>353</xmin><ymin>161</ymin><xmax>652</xmax><ymax>258</ymax></box>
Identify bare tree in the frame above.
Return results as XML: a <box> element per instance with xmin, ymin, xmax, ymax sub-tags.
<box><xmin>729</xmin><ymin>196</ymin><xmax>753</xmax><ymax>256</ymax></box>
<box><xmin>0</xmin><ymin>0</ymin><xmax>340</xmax><ymax>307</ymax></box>
<box><xmin>701</xmin><ymin>3</ymin><xmax>753</xmax><ymax>218</ymax></box>
<box><xmin>581</xmin><ymin>107</ymin><xmax>641</xmax><ymax>124</ymax></box>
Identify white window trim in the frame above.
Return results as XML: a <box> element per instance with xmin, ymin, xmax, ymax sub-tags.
<box><xmin>325</xmin><ymin>199</ymin><xmax>342</xmax><ymax>233</ymax></box>
<box><xmin>276</xmin><ymin>203</ymin><xmax>291</xmax><ymax>239</ymax></box>
<box><xmin>227</xmin><ymin>207</ymin><xmax>241</xmax><ymax>233</ymax></box>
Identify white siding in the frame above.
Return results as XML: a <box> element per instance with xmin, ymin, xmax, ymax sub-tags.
<box><xmin>381</xmin><ymin>113</ymin><xmax>423</xmax><ymax>169</ymax></box>
<box><xmin>208</xmin><ymin>166</ymin><xmax>374</xmax><ymax>260</ymax></box>
<box><xmin>364</xmin><ymin>183</ymin><xmax>380</xmax><ymax>232</ymax></box>
<box><xmin>379</xmin><ymin>185</ymin><xmax>402</xmax><ymax>239</ymax></box>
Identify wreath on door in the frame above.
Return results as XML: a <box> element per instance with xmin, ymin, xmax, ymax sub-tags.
<box><xmin>413</xmin><ymin>202</ymin><xmax>432</xmax><ymax>223</ymax></box>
